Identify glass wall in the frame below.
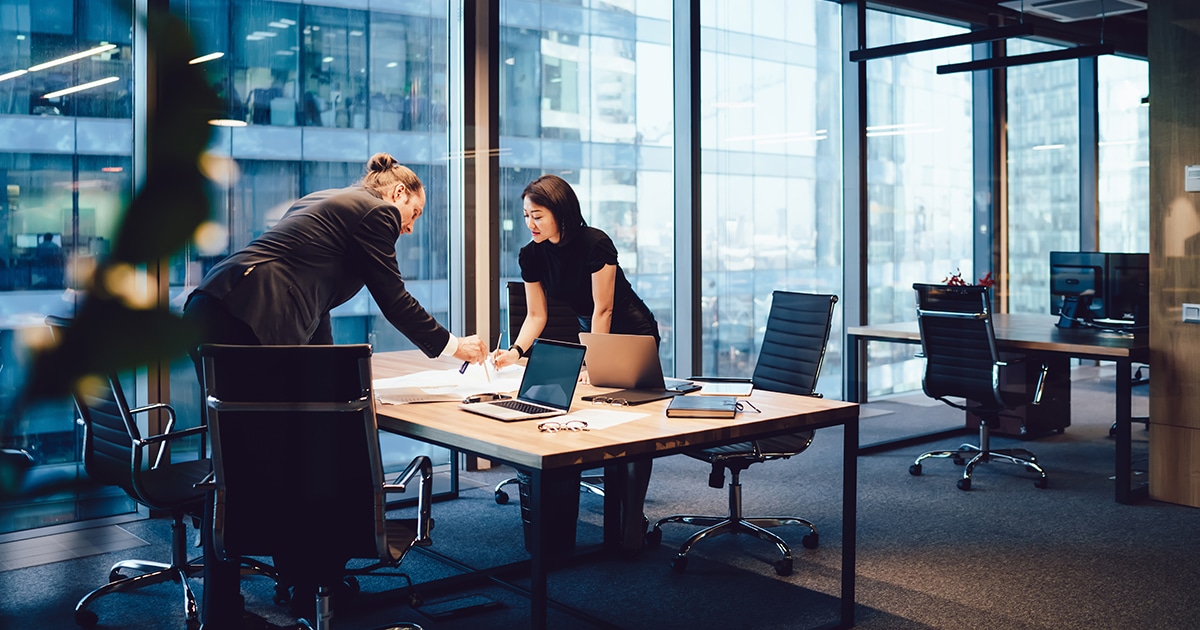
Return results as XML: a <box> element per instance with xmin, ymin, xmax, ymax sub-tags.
<box><xmin>699</xmin><ymin>0</ymin><xmax>844</xmax><ymax>393</ymax></box>
<box><xmin>170</xmin><ymin>0</ymin><xmax>452</xmax><ymax>477</ymax></box>
<box><xmin>1006</xmin><ymin>39</ymin><xmax>1081</xmax><ymax>315</ymax></box>
<box><xmin>863</xmin><ymin>11</ymin><xmax>973</xmax><ymax>396</ymax></box>
<box><xmin>1098</xmin><ymin>55</ymin><xmax>1149</xmax><ymax>253</ymax></box>
<box><xmin>497</xmin><ymin>1</ymin><xmax>677</xmax><ymax>368</ymax></box>
<box><xmin>0</xmin><ymin>1</ymin><xmax>137</xmax><ymax>533</ymax></box>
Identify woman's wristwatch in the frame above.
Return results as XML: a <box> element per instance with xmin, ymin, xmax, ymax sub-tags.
<box><xmin>509</xmin><ymin>343</ymin><xmax>526</xmax><ymax>358</ymax></box>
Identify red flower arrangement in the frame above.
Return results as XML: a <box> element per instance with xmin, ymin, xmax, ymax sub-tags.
<box><xmin>942</xmin><ymin>269</ymin><xmax>994</xmax><ymax>287</ymax></box>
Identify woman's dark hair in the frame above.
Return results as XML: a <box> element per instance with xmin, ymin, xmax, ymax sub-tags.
<box><xmin>522</xmin><ymin>174</ymin><xmax>586</xmax><ymax>244</ymax></box>
<box><xmin>361</xmin><ymin>152</ymin><xmax>423</xmax><ymax>197</ymax></box>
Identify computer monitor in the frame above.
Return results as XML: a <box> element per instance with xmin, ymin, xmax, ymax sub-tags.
<box><xmin>1104</xmin><ymin>252</ymin><xmax>1149</xmax><ymax>326</ymax></box>
<box><xmin>1049</xmin><ymin>251</ymin><xmax>1149</xmax><ymax>328</ymax></box>
<box><xmin>16</xmin><ymin>233</ymin><xmax>62</xmax><ymax>248</ymax></box>
<box><xmin>1049</xmin><ymin>251</ymin><xmax>1105</xmax><ymax>326</ymax></box>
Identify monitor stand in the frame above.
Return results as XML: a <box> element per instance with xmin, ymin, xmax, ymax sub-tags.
<box><xmin>1056</xmin><ymin>295</ymin><xmax>1093</xmax><ymax>329</ymax></box>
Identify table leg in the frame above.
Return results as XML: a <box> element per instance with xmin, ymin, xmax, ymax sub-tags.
<box><xmin>527</xmin><ymin>468</ymin><xmax>547</xmax><ymax>629</ymax></box>
<box><xmin>841</xmin><ymin>415</ymin><xmax>858</xmax><ymax>627</ymax></box>
<box><xmin>602</xmin><ymin>463</ymin><xmax>624</xmax><ymax>552</ymax></box>
<box><xmin>845</xmin><ymin>334</ymin><xmax>865</xmax><ymax>404</ymax></box>
<box><xmin>1114</xmin><ymin>357</ymin><xmax>1148</xmax><ymax>504</ymax></box>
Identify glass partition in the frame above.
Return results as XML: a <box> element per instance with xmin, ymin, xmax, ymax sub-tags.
<box><xmin>1098</xmin><ymin>55</ymin><xmax>1149</xmax><ymax>253</ymax></box>
<box><xmin>862</xmin><ymin>10</ymin><xmax>973</xmax><ymax>396</ymax></box>
<box><xmin>0</xmin><ymin>1</ymin><xmax>137</xmax><ymax>534</ymax></box>
<box><xmin>497</xmin><ymin>1</ymin><xmax>676</xmax><ymax>370</ymax></box>
<box><xmin>699</xmin><ymin>0</ymin><xmax>844</xmax><ymax>393</ymax></box>
<box><xmin>1006</xmin><ymin>39</ymin><xmax>1081</xmax><ymax>315</ymax></box>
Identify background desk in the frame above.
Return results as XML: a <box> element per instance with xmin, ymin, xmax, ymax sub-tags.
<box><xmin>845</xmin><ymin>313</ymin><xmax>1149</xmax><ymax>504</ymax></box>
<box><xmin>372</xmin><ymin>351</ymin><xmax>860</xmax><ymax>629</ymax></box>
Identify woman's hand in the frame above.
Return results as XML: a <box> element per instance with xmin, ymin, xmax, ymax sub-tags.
<box><xmin>490</xmin><ymin>347</ymin><xmax>521</xmax><ymax>369</ymax></box>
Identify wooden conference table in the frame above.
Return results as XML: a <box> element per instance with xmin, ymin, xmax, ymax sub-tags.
<box><xmin>844</xmin><ymin>313</ymin><xmax>1150</xmax><ymax>504</ymax></box>
<box><xmin>372</xmin><ymin>351</ymin><xmax>861</xmax><ymax>629</ymax></box>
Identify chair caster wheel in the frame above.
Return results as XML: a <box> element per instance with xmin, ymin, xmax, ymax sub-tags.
<box><xmin>273</xmin><ymin>584</ymin><xmax>291</xmax><ymax>606</ymax></box>
<box><xmin>801</xmin><ymin>532</ymin><xmax>819</xmax><ymax>549</ymax></box>
<box><xmin>644</xmin><ymin>527</ymin><xmax>662</xmax><ymax>547</ymax></box>
<box><xmin>343</xmin><ymin>576</ymin><xmax>360</xmax><ymax>596</ymax></box>
<box><xmin>1035</xmin><ymin>477</ymin><xmax>1048</xmax><ymax>489</ymax></box>
<box><xmin>957</xmin><ymin>478</ymin><xmax>971</xmax><ymax>491</ymax></box>
<box><xmin>774</xmin><ymin>558</ymin><xmax>793</xmax><ymax>576</ymax></box>
<box><xmin>952</xmin><ymin>457</ymin><xmax>965</xmax><ymax>466</ymax></box>
<box><xmin>75</xmin><ymin>609</ymin><xmax>99</xmax><ymax>628</ymax></box>
<box><xmin>669</xmin><ymin>555</ymin><xmax>688</xmax><ymax>573</ymax></box>
<box><xmin>186</xmin><ymin>618</ymin><xmax>201</xmax><ymax>630</ymax></box>
<box><xmin>494</xmin><ymin>490</ymin><xmax>509</xmax><ymax>504</ymax></box>
<box><xmin>908</xmin><ymin>464</ymin><xmax>922</xmax><ymax>476</ymax></box>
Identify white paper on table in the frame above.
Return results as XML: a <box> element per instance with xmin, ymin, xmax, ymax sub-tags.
<box><xmin>373</xmin><ymin>363</ymin><xmax>525</xmax><ymax>398</ymax></box>
<box><xmin>562</xmin><ymin>408</ymin><xmax>648</xmax><ymax>430</ymax></box>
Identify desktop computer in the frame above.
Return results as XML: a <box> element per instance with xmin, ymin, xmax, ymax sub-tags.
<box><xmin>1049</xmin><ymin>251</ymin><xmax>1148</xmax><ymax>329</ymax></box>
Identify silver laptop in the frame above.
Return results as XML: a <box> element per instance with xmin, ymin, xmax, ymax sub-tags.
<box><xmin>459</xmin><ymin>338</ymin><xmax>586</xmax><ymax>421</ymax></box>
<box><xmin>578</xmin><ymin>332</ymin><xmax>696</xmax><ymax>392</ymax></box>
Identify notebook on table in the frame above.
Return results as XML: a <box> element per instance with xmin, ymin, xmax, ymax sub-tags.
<box><xmin>665</xmin><ymin>395</ymin><xmax>738</xmax><ymax>419</ymax></box>
<box><xmin>459</xmin><ymin>338</ymin><xmax>587</xmax><ymax>421</ymax></box>
<box><xmin>578</xmin><ymin>332</ymin><xmax>698</xmax><ymax>405</ymax></box>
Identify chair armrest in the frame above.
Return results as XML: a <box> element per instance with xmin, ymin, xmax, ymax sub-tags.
<box><xmin>383</xmin><ymin>455</ymin><xmax>433</xmax><ymax>545</ymax></box>
<box><xmin>138</xmin><ymin>424</ymin><xmax>206</xmax><ymax>469</ymax></box>
<box><xmin>194</xmin><ymin>471</ymin><xmax>215</xmax><ymax>492</ymax></box>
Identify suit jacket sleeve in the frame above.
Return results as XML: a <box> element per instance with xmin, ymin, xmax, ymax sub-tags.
<box><xmin>352</xmin><ymin>205</ymin><xmax>451</xmax><ymax>358</ymax></box>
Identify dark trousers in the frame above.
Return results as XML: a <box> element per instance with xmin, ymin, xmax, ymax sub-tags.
<box><xmin>183</xmin><ymin>292</ymin><xmax>258</xmax><ymax>628</ymax></box>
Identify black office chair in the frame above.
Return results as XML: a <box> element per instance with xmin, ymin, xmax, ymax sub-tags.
<box><xmin>907</xmin><ymin>283</ymin><xmax>1050</xmax><ymax>490</ymax></box>
<box><xmin>45</xmin><ymin>315</ymin><xmax>217</xmax><ymax>629</ymax></box>
<box><xmin>646</xmin><ymin>291</ymin><xmax>836</xmax><ymax>577</ymax></box>
<box><xmin>493</xmin><ymin>280</ymin><xmax>604</xmax><ymax>504</ymax></box>
<box><xmin>199</xmin><ymin>343</ymin><xmax>432</xmax><ymax>630</ymax></box>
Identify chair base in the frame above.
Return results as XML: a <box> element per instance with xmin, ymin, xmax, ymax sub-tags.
<box><xmin>649</xmin><ymin>514</ymin><xmax>817</xmax><ymax>577</ymax></box>
<box><xmin>493</xmin><ymin>474</ymin><xmax>604</xmax><ymax>504</ymax></box>
<box><xmin>74</xmin><ymin>515</ymin><xmax>280</xmax><ymax>629</ymax></box>
<box><xmin>646</xmin><ymin>469</ymin><xmax>818</xmax><ymax>577</ymax></box>
<box><xmin>296</xmin><ymin>584</ymin><xmax>424</xmax><ymax>630</ymax></box>
<box><xmin>910</xmin><ymin>443</ymin><xmax>1049</xmax><ymax>490</ymax></box>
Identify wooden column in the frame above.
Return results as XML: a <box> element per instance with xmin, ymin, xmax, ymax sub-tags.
<box><xmin>1148</xmin><ymin>0</ymin><xmax>1200</xmax><ymax>506</ymax></box>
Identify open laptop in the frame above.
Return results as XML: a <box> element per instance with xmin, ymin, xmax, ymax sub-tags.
<box><xmin>459</xmin><ymin>338</ymin><xmax>586</xmax><ymax>421</ymax></box>
<box><xmin>578</xmin><ymin>333</ymin><xmax>698</xmax><ymax>399</ymax></box>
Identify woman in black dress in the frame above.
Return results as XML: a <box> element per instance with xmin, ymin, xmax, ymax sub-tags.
<box><xmin>492</xmin><ymin>173</ymin><xmax>659</xmax><ymax>553</ymax></box>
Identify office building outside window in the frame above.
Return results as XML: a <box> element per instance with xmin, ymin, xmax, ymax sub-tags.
<box><xmin>1098</xmin><ymin>56</ymin><xmax>1148</xmax><ymax>254</ymax></box>
<box><xmin>0</xmin><ymin>0</ymin><xmax>136</xmax><ymax>533</ymax></box>
<box><xmin>169</xmin><ymin>0</ymin><xmax>453</xmax><ymax>489</ymax></box>
<box><xmin>863</xmin><ymin>10</ymin><xmax>973</xmax><ymax>397</ymax></box>
<box><xmin>700</xmin><ymin>0</ymin><xmax>844</xmax><ymax>393</ymax></box>
<box><xmin>497</xmin><ymin>2</ymin><xmax>676</xmax><ymax>369</ymax></box>
<box><xmin>1007</xmin><ymin>39</ymin><xmax>1081</xmax><ymax>315</ymax></box>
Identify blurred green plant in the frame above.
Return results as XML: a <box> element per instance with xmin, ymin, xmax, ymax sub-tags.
<box><xmin>0</xmin><ymin>6</ymin><xmax>216</xmax><ymax>497</ymax></box>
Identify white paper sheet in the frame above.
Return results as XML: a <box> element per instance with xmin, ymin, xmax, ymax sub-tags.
<box><xmin>373</xmin><ymin>363</ymin><xmax>525</xmax><ymax>399</ymax></box>
<box><xmin>561</xmin><ymin>408</ymin><xmax>649</xmax><ymax>430</ymax></box>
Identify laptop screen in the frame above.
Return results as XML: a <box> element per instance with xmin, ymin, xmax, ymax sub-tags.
<box><xmin>518</xmin><ymin>339</ymin><xmax>586</xmax><ymax>409</ymax></box>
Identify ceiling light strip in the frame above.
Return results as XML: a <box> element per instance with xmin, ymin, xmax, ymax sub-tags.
<box><xmin>937</xmin><ymin>43</ymin><xmax>1115</xmax><ymax>74</ymax></box>
<box><xmin>849</xmin><ymin>23</ymin><xmax>1035</xmax><ymax>62</ymax></box>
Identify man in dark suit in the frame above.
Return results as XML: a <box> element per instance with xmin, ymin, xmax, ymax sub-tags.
<box><xmin>185</xmin><ymin>153</ymin><xmax>487</xmax><ymax>627</ymax></box>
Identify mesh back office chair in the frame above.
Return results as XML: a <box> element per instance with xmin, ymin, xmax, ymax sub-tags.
<box><xmin>492</xmin><ymin>281</ymin><xmax>604</xmax><ymax>504</ymax></box>
<box><xmin>199</xmin><ymin>344</ymin><xmax>432</xmax><ymax>630</ymax></box>
<box><xmin>43</xmin><ymin>316</ymin><xmax>255</xmax><ymax>630</ymax></box>
<box><xmin>646</xmin><ymin>291</ymin><xmax>836</xmax><ymax>577</ymax></box>
<box><xmin>907</xmin><ymin>284</ymin><xmax>1050</xmax><ymax>490</ymax></box>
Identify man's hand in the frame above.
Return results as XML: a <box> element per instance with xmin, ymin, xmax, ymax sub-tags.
<box><xmin>452</xmin><ymin>334</ymin><xmax>488</xmax><ymax>364</ymax></box>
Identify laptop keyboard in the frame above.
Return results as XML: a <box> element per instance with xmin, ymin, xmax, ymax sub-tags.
<box><xmin>490</xmin><ymin>400</ymin><xmax>552</xmax><ymax>414</ymax></box>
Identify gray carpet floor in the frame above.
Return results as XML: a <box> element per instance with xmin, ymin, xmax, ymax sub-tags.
<box><xmin>3</xmin><ymin>365</ymin><xmax>1195</xmax><ymax>629</ymax></box>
